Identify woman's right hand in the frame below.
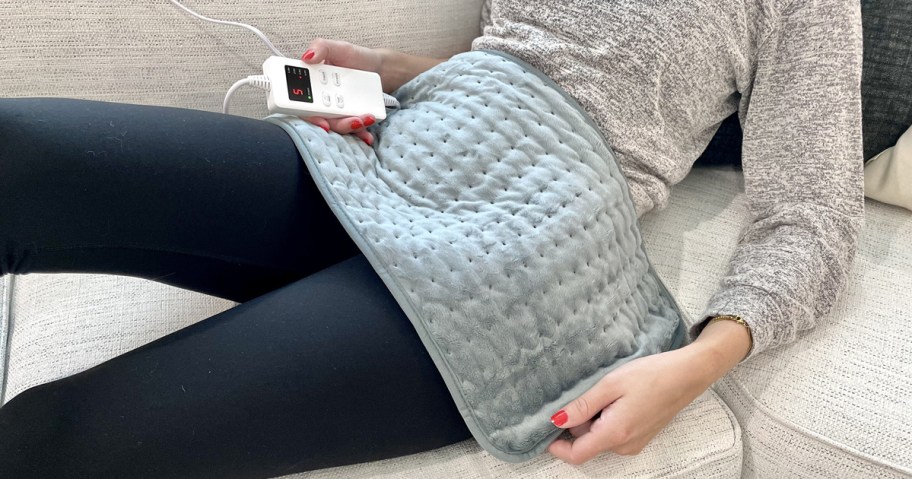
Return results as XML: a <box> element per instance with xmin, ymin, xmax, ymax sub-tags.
<box><xmin>299</xmin><ymin>38</ymin><xmax>384</xmax><ymax>145</ymax></box>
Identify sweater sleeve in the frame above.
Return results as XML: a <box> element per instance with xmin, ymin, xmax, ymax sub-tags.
<box><xmin>689</xmin><ymin>0</ymin><xmax>865</xmax><ymax>360</ymax></box>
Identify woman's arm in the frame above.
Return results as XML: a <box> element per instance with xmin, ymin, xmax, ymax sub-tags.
<box><xmin>548</xmin><ymin>0</ymin><xmax>864</xmax><ymax>464</ymax></box>
<box><xmin>300</xmin><ymin>39</ymin><xmax>448</xmax><ymax>144</ymax></box>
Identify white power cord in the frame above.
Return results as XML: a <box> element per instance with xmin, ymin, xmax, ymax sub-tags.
<box><xmin>168</xmin><ymin>0</ymin><xmax>401</xmax><ymax>114</ymax></box>
<box><xmin>168</xmin><ymin>0</ymin><xmax>285</xmax><ymax>57</ymax></box>
<box><xmin>224</xmin><ymin>75</ymin><xmax>270</xmax><ymax>114</ymax></box>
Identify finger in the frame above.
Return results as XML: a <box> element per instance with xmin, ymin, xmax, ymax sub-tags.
<box><xmin>550</xmin><ymin>376</ymin><xmax>623</xmax><ymax>429</ymax></box>
<box><xmin>301</xmin><ymin>116</ymin><xmax>331</xmax><ymax>133</ymax></box>
<box><xmin>301</xmin><ymin>38</ymin><xmax>358</xmax><ymax>66</ymax></box>
<box><xmin>568</xmin><ymin>419</ymin><xmax>593</xmax><ymax>438</ymax></box>
<box><xmin>353</xmin><ymin>129</ymin><xmax>374</xmax><ymax>146</ymax></box>
<box><xmin>327</xmin><ymin>116</ymin><xmax>372</xmax><ymax>134</ymax></box>
<box><xmin>547</xmin><ymin>434</ymin><xmax>605</xmax><ymax>466</ymax></box>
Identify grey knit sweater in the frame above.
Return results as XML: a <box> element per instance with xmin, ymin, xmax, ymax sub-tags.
<box><xmin>471</xmin><ymin>0</ymin><xmax>865</xmax><ymax>359</ymax></box>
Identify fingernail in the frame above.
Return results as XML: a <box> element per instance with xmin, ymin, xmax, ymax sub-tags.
<box><xmin>551</xmin><ymin>410</ymin><xmax>568</xmax><ymax>427</ymax></box>
<box><xmin>302</xmin><ymin>50</ymin><xmax>315</xmax><ymax>60</ymax></box>
<box><xmin>362</xmin><ymin>136</ymin><xmax>373</xmax><ymax>146</ymax></box>
<box><xmin>320</xmin><ymin>125</ymin><xmax>330</xmax><ymax>133</ymax></box>
<box><xmin>350</xmin><ymin>120</ymin><xmax>363</xmax><ymax>130</ymax></box>
<box><xmin>363</xmin><ymin>116</ymin><xmax>375</xmax><ymax>127</ymax></box>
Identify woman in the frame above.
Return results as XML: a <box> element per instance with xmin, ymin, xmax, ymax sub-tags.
<box><xmin>0</xmin><ymin>0</ymin><xmax>863</xmax><ymax>476</ymax></box>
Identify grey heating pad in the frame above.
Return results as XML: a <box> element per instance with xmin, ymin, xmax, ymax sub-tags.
<box><xmin>266</xmin><ymin>50</ymin><xmax>687</xmax><ymax>462</ymax></box>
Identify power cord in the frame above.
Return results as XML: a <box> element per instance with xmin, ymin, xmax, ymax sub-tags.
<box><xmin>168</xmin><ymin>0</ymin><xmax>401</xmax><ymax>114</ymax></box>
<box><xmin>224</xmin><ymin>75</ymin><xmax>270</xmax><ymax>114</ymax></box>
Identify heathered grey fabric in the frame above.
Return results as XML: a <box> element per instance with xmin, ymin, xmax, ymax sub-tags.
<box><xmin>268</xmin><ymin>50</ymin><xmax>687</xmax><ymax>461</ymax></box>
<box><xmin>472</xmin><ymin>0</ymin><xmax>865</xmax><ymax>359</ymax></box>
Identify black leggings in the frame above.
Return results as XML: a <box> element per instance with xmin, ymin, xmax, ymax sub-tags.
<box><xmin>0</xmin><ymin>98</ymin><xmax>472</xmax><ymax>478</ymax></box>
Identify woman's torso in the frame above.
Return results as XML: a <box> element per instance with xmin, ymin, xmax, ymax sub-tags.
<box><xmin>471</xmin><ymin>0</ymin><xmax>789</xmax><ymax>216</ymax></box>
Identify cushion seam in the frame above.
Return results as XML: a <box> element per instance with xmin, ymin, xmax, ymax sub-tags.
<box><xmin>725</xmin><ymin>374</ymin><xmax>912</xmax><ymax>474</ymax></box>
<box><xmin>663</xmin><ymin>389</ymin><xmax>745</xmax><ymax>478</ymax></box>
<box><xmin>0</xmin><ymin>275</ymin><xmax>13</xmax><ymax>404</ymax></box>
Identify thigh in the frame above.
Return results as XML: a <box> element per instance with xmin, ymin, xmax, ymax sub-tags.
<box><xmin>0</xmin><ymin>255</ymin><xmax>472</xmax><ymax>478</ymax></box>
<box><xmin>0</xmin><ymin>98</ymin><xmax>360</xmax><ymax>301</ymax></box>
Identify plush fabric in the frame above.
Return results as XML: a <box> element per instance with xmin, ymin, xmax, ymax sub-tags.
<box><xmin>860</xmin><ymin>0</ymin><xmax>912</xmax><ymax>160</ymax></box>
<box><xmin>268</xmin><ymin>50</ymin><xmax>686</xmax><ymax>462</ymax></box>
<box><xmin>640</xmin><ymin>166</ymin><xmax>912</xmax><ymax>478</ymax></box>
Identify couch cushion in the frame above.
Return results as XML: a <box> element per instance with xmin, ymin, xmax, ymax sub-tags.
<box><xmin>0</xmin><ymin>276</ymin><xmax>10</xmax><ymax>401</ymax></box>
<box><xmin>0</xmin><ymin>0</ymin><xmax>484</xmax><ymax>120</ymax></box>
<box><xmin>640</xmin><ymin>166</ymin><xmax>912</xmax><ymax>477</ymax></box>
<box><xmin>276</xmin><ymin>390</ymin><xmax>741</xmax><ymax>478</ymax></box>
<box><xmin>1</xmin><ymin>271</ymin><xmax>742</xmax><ymax>476</ymax></box>
<box><xmin>1</xmin><ymin>274</ymin><xmax>236</xmax><ymax>403</ymax></box>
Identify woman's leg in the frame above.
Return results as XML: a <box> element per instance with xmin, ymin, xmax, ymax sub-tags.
<box><xmin>0</xmin><ymin>255</ymin><xmax>472</xmax><ymax>478</ymax></box>
<box><xmin>0</xmin><ymin>99</ymin><xmax>473</xmax><ymax>476</ymax></box>
<box><xmin>0</xmin><ymin>97</ymin><xmax>360</xmax><ymax>302</ymax></box>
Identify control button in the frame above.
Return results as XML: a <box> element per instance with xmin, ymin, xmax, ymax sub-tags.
<box><xmin>332</xmin><ymin>72</ymin><xmax>341</xmax><ymax>86</ymax></box>
<box><xmin>319</xmin><ymin>70</ymin><xmax>328</xmax><ymax>85</ymax></box>
<box><xmin>335</xmin><ymin>94</ymin><xmax>345</xmax><ymax>109</ymax></box>
<box><xmin>322</xmin><ymin>92</ymin><xmax>332</xmax><ymax>107</ymax></box>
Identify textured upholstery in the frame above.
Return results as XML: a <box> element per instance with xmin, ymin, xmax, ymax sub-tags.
<box><xmin>640</xmin><ymin>166</ymin><xmax>912</xmax><ymax>478</ymax></box>
<box><xmin>0</xmin><ymin>276</ymin><xmax>10</xmax><ymax>401</ymax></box>
<box><xmin>0</xmin><ymin>0</ymin><xmax>485</xmax><ymax>119</ymax></box>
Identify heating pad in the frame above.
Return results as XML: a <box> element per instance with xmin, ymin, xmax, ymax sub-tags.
<box><xmin>266</xmin><ymin>50</ymin><xmax>687</xmax><ymax>462</ymax></box>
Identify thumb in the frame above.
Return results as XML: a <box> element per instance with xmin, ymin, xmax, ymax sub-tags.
<box><xmin>301</xmin><ymin>38</ymin><xmax>381</xmax><ymax>72</ymax></box>
<box><xmin>550</xmin><ymin>376</ymin><xmax>622</xmax><ymax>429</ymax></box>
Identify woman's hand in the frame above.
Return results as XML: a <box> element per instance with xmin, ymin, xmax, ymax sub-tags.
<box><xmin>299</xmin><ymin>39</ymin><xmax>448</xmax><ymax>145</ymax></box>
<box><xmin>548</xmin><ymin>319</ymin><xmax>751</xmax><ymax>464</ymax></box>
<box><xmin>299</xmin><ymin>38</ymin><xmax>384</xmax><ymax>145</ymax></box>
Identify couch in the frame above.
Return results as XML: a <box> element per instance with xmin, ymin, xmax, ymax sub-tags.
<box><xmin>1</xmin><ymin>1</ymin><xmax>909</xmax><ymax>477</ymax></box>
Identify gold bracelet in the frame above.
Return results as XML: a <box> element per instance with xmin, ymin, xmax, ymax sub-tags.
<box><xmin>707</xmin><ymin>314</ymin><xmax>754</xmax><ymax>356</ymax></box>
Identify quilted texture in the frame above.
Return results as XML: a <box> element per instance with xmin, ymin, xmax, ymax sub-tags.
<box><xmin>267</xmin><ymin>50</ymin><xmax>686</xmax><ymax>462</ymax></box>
<box><xmin>640</xmin><ymin>166</ymin><xmax>912</xmax><ymax>478</ymax></box>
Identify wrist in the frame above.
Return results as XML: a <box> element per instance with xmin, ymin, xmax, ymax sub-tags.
<box><xmin>373</xmin><ymin>48</ymin><xmax>447</xmax><ymax>93</ymax></box>
<box><xmin>685</xmin><ymin>319</ymin><xmax>753</xmax><ymax>383</ymax></box>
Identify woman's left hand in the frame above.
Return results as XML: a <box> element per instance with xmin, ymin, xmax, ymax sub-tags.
<box><xmin>547</xmin><ymin>320</ymin><xmax>750</xmax><ymax>465</ymax></box>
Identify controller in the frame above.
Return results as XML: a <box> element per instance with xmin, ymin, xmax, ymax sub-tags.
<box><xmin>263</xmin><ymin>56</ymin><xmax>387</xmax><ymax>120</ymax></box>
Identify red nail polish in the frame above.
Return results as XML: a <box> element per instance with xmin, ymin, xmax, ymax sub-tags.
<box><xmin>363</xmin><ymin>136</ymin><xmax>373</xmax><ymax>146</ymax></box>
<box><xmin>303</xmin><ymin>50</ymin><xmax>315</xmax><ymax>60</ymax></box>
<box><xmin>363</xmin><ymin>116</ymin><xmax>375</xmax><ymax>127</ymax></box>
<box><xmin>350</xmin><ymin>120</ymin><xmax>363</xmax><ymax>130</ymax></box>
<box><xmin>551</xmin><ymin>410</ymin><xmax>568</xmax><ymax>427</ymax></box>
<box><xmin>321</xmin><ymin>125</ymin><xmax>330</xmax><ymax>133</ymax></box>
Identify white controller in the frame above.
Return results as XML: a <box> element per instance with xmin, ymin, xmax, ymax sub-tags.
<box><xmin>263</xmin><ymin>56</ymin><xmax>387</xmax><ymax>120</ymax></box>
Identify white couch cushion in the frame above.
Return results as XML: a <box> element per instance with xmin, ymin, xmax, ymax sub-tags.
<box><xmin>1</xmin><ymin>271</ymin><xmax>742</xmax><ymax>477</ymax></box>
<box><xmin>0</xmin><ymin>276</ymin><xmax>10</xmax><ymax>400</ymax></box>
<box><xmin>641</xmin><ymin>166</ymin><xmax>912</xmax><ymax>477</ymax></box>
<box><xmin>1</xmin><ymin>274</ymin><xmax>236</xmax><ymax>403</ymax></box>
<box><xmin>279</xmin><ymin>390</ymin><xmax>741</xmax><ymax>478</ymax></box>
